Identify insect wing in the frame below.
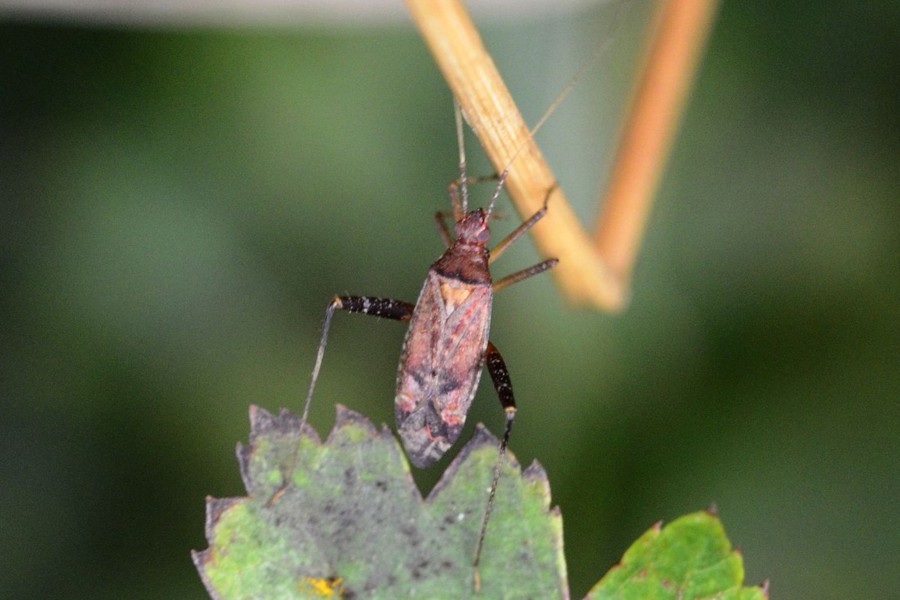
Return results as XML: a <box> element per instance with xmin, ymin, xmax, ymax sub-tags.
<box><xmin>395</xmin><ymin>272</ymin><xmax>492</xmax><ymax>467</ymax></box>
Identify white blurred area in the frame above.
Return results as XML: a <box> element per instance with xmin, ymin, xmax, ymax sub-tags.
<box><xmin>0</xmin><ymin>0</ymin><xmax>609</xmax><ymax>26</ymax></box>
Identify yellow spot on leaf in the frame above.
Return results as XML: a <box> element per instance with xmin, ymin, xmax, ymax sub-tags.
<box><xmin>299</xmin><ymin>576</ymin><xmax>344</xmax><ymax>597</ymax></box>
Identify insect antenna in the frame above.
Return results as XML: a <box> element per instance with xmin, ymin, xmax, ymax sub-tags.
<box><xmin>481</xmin><ymin>31</ymin><xmax>618</xmax><ymax>223</ymax></box>
<box><xmin>453</xmin><ymin>100</ymin><xmax>470</xmax><ymax>219</ymax></box>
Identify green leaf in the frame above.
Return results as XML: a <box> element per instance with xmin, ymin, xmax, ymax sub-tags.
<box><xmin>193</xmin><ymin>406</ymin><xmax>766</xmax><ymax>599</ymax></box>
<box><xmin>585</xmin><ymin>511</ymin><xmax>768</xmax><ymax>600</ymax></box>
<box><xmin>192</xmin><ymin>405</ymin><xmax>568</xmax><ymax>599</ymax></box>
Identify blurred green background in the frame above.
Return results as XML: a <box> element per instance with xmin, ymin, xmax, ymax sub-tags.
<box><xmin>2</xmin><ymin>1</ymin><xmax>897</xmax><ymax>598</ymax></box>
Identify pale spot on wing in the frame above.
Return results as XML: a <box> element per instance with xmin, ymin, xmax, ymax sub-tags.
<box><xmin>439</xmin><ymin>282</ymin><xmax>472</xmax><ymax>315</ymax></box>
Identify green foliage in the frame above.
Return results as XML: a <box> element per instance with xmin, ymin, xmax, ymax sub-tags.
<box><xmin>193</xmin><ymin>405</ymin><xmax>566</xmax><ymax>598</ymax></box>
<box><xmin>194</xmin><ymin>406</ymin><xmax>766</xmax><ymax>599</ymax></box>
<box><xmin>586</xmin><ymin>512</ymin><xmax>767</xmax><ymax>600</ymax></box>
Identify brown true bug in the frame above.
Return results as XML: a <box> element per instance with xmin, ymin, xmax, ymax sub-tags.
<box><xmin>296</xmin><ymin>102</ymin><xmax>557</xmax><ymax>576</ymax></box>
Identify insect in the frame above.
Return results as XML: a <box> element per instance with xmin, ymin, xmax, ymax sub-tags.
<box><xmin>297</xmin><ymin>102</ymin><xmax>558</xmax><ymax>571</ymax></box>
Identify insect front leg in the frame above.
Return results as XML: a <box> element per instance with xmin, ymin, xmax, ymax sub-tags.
<box><xmin>442</xmin><ymin>174</ymin><xmax>502</xmax><ymax>245</ymax></box>
<box><xmin>473</xmin><ymin>340</ymin><xmax>517</xmax><ymax>580</ymax></box>
<box><xmin>434</xmin><ymin>211</ymin><xmax>454</xmax><ymax>248</ymax></box>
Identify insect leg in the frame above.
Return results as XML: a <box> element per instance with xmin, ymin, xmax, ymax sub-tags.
<box><xmin>473</xmin><ymin>340</ymin><xmax>517</xmax><ymax>578</ymax></box>
<box><xmin>446</xmin><ymin>172</ymin><xmax>501</xmax><ymax>225</ymax></box>
<box><xmin>300</xmin><ymin>295</ymin><xmax>415</xmax><ymax>428</ymax></box>
<box><xmin>492</xmin><ymin>258</ymin><xmax>559</xmax><ymax>293</ymax></box>
<box><xmin>489</xmin><ymin>185</ymin><xmax>556</xmax><ymax>264</ymax></box>
<box><xmin>434</xmin><ymin>211</ymin><xmax>454</xmax><ymax>248</ymax></box>
<box><xmin>271</xmin><ymin>296</ymin><xmax>414</xmax><ymax>506</ymax></box>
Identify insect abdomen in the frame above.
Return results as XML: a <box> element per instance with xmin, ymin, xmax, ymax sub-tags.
<box><xmin>395</xmin><ymin>272</ymin><xmax>492</xmax><ymax>467</ymax></box>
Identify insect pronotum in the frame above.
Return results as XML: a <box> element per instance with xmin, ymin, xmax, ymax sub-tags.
<box><xmin>293</xmin><ymin>100</ymin><xmax>558</xmax><ymax>578</ymax></box>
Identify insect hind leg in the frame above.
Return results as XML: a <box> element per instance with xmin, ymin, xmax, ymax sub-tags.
<box><xmin>270</xmin><ymin>295</ymin><xmax>414</xmax><ymax>505</ymax></box>
<box><xmin>300</xmin><ymin>295</ymin><xmax>414</xmax><ymax>428</ymax></box>
<box><xmin>473</xmin><ymin>340</ymin><xmax>517</xmax><ymax>584</ymax></box>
